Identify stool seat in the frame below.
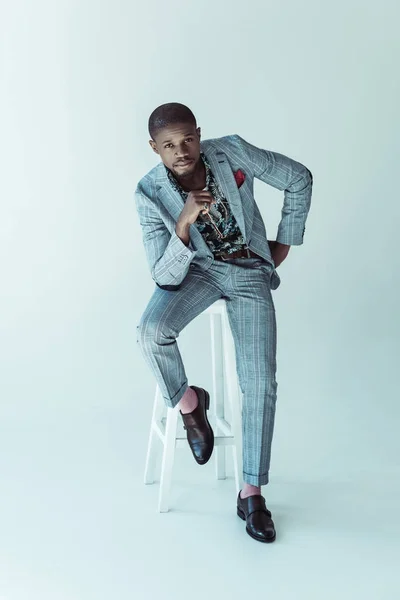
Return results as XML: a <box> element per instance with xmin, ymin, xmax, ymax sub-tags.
<box><xmin>143</xmin><ymin>299</ymin><xmax>243</xmax><ymax>512</ymax></box>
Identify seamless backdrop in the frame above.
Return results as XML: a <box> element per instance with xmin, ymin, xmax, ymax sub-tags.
<box><xmin>1</xmin><ymin>1</ymin><xmax>399</xmax><ymax>599</ymax></box>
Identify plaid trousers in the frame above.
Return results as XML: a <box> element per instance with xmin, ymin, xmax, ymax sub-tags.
<box><xmin>137</xmin><ymin>257</ymin><xmax>278</xmax><ymax>487</ymax></box>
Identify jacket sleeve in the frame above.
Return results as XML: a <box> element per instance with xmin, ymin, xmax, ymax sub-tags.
<box><xmin>135</xmin><ymin>188</ymin><xmax>198</xmax><ymax>290</ymax></box>
<box><xmin>234</xmin><ymin>134</ymin><xmax>313</xmax><ymax>245</ymax></box>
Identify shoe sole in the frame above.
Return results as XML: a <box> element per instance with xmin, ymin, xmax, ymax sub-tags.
<box><xmin>237</xmin><ymin>507</ymin><xmax>276</xmax><ymax>543</ymax></box>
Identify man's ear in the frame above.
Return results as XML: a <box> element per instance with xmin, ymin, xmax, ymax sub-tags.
<box><xmin>149</xmin><ymin>140</ymin><xmax>159</xmax><ymax>154</ymax></box>
<box><xmin>197</xmin><ymin>127</ymin><xmax>201</xmax><ymax>139</ymax></box>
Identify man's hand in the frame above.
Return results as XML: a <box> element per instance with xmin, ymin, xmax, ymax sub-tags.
<box><xmin>176</xmin><ymin>190</ymin><xmax>215</xmax><ymax>246</ymax></box>
<box><xmin>179</xmin><ymin>190</ymin><xmax>215</xmax><ymax>225</ymax></box>
<box><xmin>268</xmin><ymin>240</ymin><xmax>291</xmax><ymax>268</ymax></box>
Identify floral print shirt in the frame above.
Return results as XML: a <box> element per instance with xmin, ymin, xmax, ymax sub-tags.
<box><xmin>166</xmin><ymin>152</ymin><xmax>246</xmax><ymax>256</ymax></box>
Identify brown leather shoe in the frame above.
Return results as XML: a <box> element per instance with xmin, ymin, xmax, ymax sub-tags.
<box><xmin>180</xmin><ymin>386</ymin><xmax>214</xmax><ymax>465</ymax></box>
<box><xmin>237</xmin><ymin>492</ymin><xmax>276</xmax><ymax>543</ymax></box>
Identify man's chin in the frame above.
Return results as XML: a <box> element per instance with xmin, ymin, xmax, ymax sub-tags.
<box><xmin>173</xmin><ymin>161</ymin><xmax>196</xmax><ymax>176</ymax></box>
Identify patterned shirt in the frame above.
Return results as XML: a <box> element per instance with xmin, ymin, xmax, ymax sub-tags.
<box><xmin>166</xmin><ymin>152</ymin><xmax>247</xmax><ymax>256</ymax></box>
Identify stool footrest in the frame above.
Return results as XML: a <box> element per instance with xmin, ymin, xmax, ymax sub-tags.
<box><xmin>173</xmin><ymin>435</ymin><xmax>234</xmax><ymax>448</ymax></box>
<box><xmin>214</xmin><ymin>417</ymin><xmax>233</xmax><ymax>437</ymax></box>
<box><xmin>153</xmin><ymin>416</ymin><xmax>235</xmax><ymax>443</ymax></box>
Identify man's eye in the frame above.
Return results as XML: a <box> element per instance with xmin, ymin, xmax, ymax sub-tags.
<box><xmin>164</xmin><ymin>139</ymin><xmax>192</xmax><ymax>148</ymax></box>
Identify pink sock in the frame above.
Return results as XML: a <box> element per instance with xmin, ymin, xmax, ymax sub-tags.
<box><xmin>179</xmin><ymin>386</ymin><xmax>199</xmax><ymax>414</ymax></box>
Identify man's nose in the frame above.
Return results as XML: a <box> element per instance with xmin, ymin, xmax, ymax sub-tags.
<box><xmin>175</xmin><ymin>144</ymin><xmax>189</xmax><ymax>156</ymax></box>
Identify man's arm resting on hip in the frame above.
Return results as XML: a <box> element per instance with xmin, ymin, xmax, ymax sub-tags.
<box><xmin>234</xmin><ymin>134</ymin><xmax>313</xmax><ymax>246</ymax></box>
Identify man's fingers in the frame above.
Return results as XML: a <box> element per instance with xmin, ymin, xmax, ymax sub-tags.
<box><xmin>193</xmin><ymin>191</ymin><xmax>213</xmax><ymax>200</ymax></box>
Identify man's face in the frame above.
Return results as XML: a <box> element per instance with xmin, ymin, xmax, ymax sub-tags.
<box><xmin>149</xmin><ymin>123</ymin><xmax>201</xmax><ymax>179</ymax></box>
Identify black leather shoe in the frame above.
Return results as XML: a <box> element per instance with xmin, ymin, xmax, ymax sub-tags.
<box><xmin>180</xmin><ymin>386</ymin><xmax>214</xmax><ymax>465</ymax></box>
<box><xmin>237</xmin><ymin>492</ymin><xmax>276</xmax><ymax>543</ymax></box>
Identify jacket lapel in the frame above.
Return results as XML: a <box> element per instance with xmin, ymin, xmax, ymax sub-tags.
<box><xmin>156</xmin><ymin>167</ymin><xmax>184</xmax><ymax>223</ymax></box>
<box><xmin>202</xmin><ymin>143</ymin><xmax>246</xmax><ymax>240</ymax></box>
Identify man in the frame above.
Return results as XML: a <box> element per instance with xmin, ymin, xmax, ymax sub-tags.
<box><xmin>135</xmin><ymin>102</ymin><xmax>313</xmax><ymax>543</ymax></box>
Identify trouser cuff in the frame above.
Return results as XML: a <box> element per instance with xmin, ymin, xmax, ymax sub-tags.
<box><xmin>164</xmin><ymin>379</ymin><xmax>188</xmax><ymax>408</ymax></box>
<box><xmin>243</xmin><ymin>471</ymin><xmax>269</xmax><ymax>486</ymax></box>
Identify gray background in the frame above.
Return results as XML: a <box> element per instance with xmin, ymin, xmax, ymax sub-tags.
<box><xmin>1</xmin><ymin>0</ymin><xmax>399</xmax><ymax>598</ymax></box>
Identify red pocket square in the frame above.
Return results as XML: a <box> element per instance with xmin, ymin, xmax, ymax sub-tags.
<box><xmin>234</xmin><ymin>169</ymin><xmax>246</xmax><ymax>188</ymax></box>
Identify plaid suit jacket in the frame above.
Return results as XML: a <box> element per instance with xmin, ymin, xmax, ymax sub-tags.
<box><xmin>135</xmin><ymin>134</ymin><xmax>313</xmax><ymax>291</ymax></box>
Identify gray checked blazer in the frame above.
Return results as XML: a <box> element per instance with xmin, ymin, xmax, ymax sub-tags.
<box><xmin>135</xmin><ymin>134</ymin><xmax>313</xmax><ymax>291</ymax></box>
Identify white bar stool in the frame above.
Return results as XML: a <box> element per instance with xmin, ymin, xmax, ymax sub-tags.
<box><xmin>143</xmin><ymin>299</ymin><xmax>243</xmax><ymax>512</ymax></box>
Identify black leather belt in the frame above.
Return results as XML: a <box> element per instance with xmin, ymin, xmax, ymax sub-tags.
<box><xmin>213</xmin><ymin>248</ymin><xmax>262</xmax><ymax>261</ymax></box>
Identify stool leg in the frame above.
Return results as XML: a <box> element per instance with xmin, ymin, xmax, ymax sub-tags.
<box><xmin>210</xmin><ymin>312</ymin><xmax>226</xmax><ymax>480</ymax></box>
<box><xmin>144</xmin><ymin>385</ymin><xmax>163</xmax><ymax>485</ymax></box>
<box><xmin>158</xmin><ymin>404</ymin><xmax>179</xmax><ymax>513</ymax></box>
<box><xmin>221</xmin><ymin>311</ymin><xmax>243</xmax><ymax>496</ymax></box>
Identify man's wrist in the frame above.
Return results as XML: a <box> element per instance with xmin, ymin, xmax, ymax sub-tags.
<box><xmin>268</xmin><ymin>239</ymin><xmax>290</xmax><ymax>248</ymax></box>
<box><xmin>175</xmin><ymin>220</ymin><xmax>190</xmax><ymax>246</ymax></box>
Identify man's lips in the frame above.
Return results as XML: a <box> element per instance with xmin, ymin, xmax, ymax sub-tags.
<box><xmin>175</xmin><ymin>160</ymin><xmax>193</xmax><ymax>167</ymax></box>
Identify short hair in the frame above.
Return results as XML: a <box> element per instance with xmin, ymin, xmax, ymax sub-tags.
<box><xmin>148</xmin><ymin>102</ymin><xmax>197</xmax><ymax>140</ymax></box>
